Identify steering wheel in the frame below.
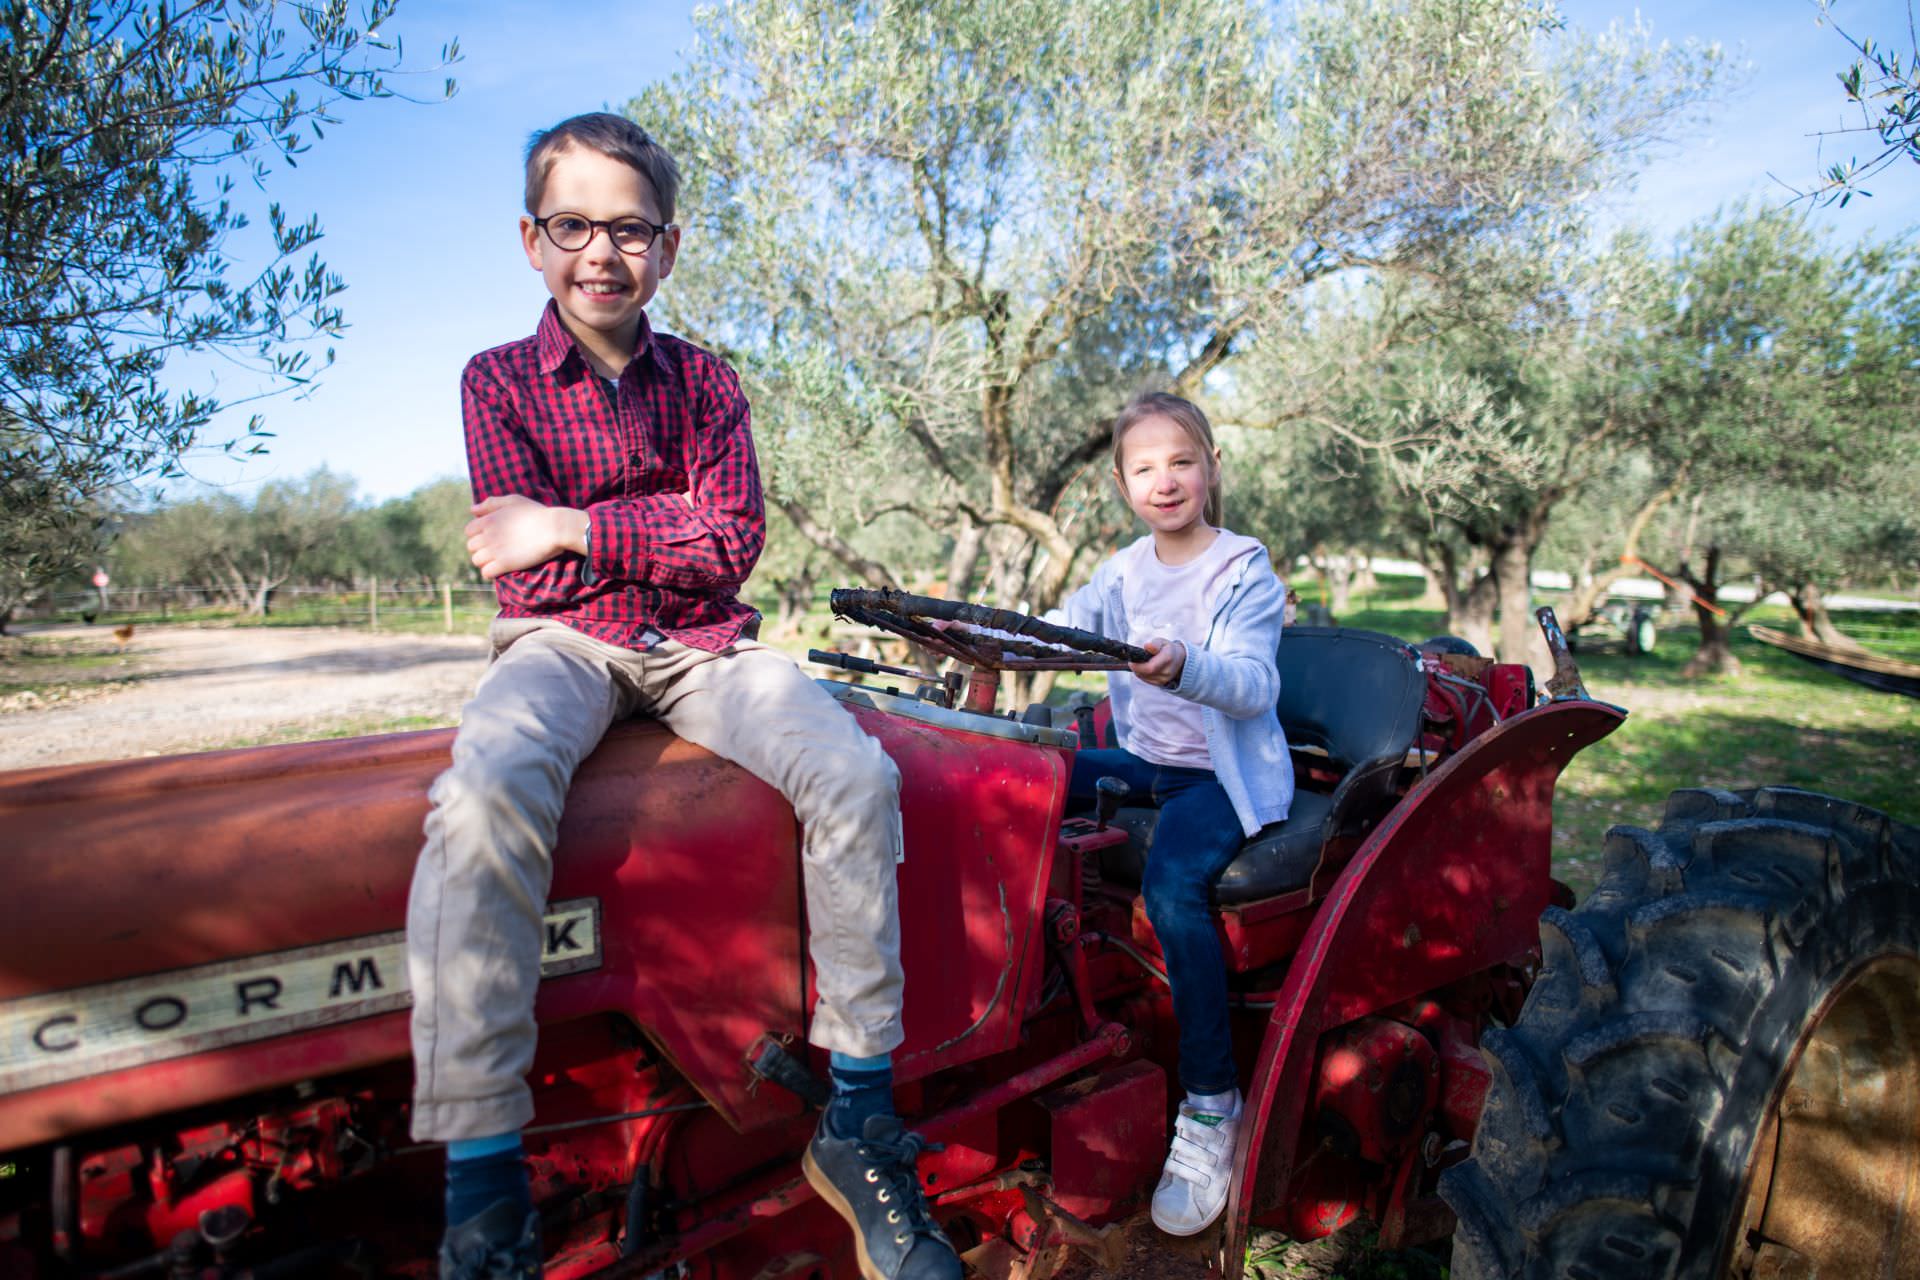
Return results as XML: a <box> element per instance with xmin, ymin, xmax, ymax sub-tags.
<box><xmin>830</xmin><ymin>588</ymin><xmax>1150</xmax><ymax>672</ymax></box>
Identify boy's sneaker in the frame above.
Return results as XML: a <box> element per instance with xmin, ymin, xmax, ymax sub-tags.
<box><xmin>803</xmin><ymin>1113</ymin><xmax>962</xmax><ymax>1280</ymax></box>
<box><xmin>1151</xmin><ymin>1093</ymin><xmax>1242</xmax><ymax>1236</ymax></box>
<box><xmin>439</xmin><ymin>1198</ymin><xmax>542</xmax><ymax>1280</ymax></box>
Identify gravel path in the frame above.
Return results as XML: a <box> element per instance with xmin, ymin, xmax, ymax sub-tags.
<box><xmin>0</xmin><ymin>623</ymin><xmax>488</xmax><ymax>770</ymax></box>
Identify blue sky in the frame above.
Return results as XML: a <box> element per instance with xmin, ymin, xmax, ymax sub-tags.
<box><xmin>174</xmin><ymin>0</ymin><xmax>1920</xmax><ymax>503</ymax></box>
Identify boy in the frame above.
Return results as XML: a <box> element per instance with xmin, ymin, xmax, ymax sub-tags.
<box><xmin>407</xmin><ymin>113</ymin><xmax>960</xmax><ymax>1280</ymax></box>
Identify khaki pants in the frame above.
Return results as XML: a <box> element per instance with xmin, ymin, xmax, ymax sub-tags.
<box><xmin>407</xmin><ymin>618</ymin><xmax>904</xmax><ymax>1142</ymax></box>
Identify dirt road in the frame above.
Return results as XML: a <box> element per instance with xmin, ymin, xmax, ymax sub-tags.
<box><xmin>0</xmin><ymin>623</ymin><xmax>488</xmax><ymax>770</ymax></box>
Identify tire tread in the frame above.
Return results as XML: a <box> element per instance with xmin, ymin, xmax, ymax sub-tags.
<box><xmin>1440</xmin><ymin>786</ymin><xmax>1919</xmax><ymax>1279</ymax></box>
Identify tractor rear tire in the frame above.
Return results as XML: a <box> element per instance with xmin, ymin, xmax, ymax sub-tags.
<box><xmin>1440</xmin><ymin>786</ymin><xmax>1920</xmax><ymax>1280</ymax></box>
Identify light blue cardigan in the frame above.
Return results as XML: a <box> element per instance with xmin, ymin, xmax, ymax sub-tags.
<box><xmin>1047</xmin><ymin>531</ymin><xmax>1293</xmax><ymax>838</ymax></box>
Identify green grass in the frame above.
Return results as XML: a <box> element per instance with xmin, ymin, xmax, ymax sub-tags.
<box><xmin>9</xmin><ymin>647</ymin><xmax>125</xmax><ymax>669</ymax></box>
<box><xmin>1548</xmin><ymin>635</ymin><xmax>1917</xmax><ymax>894</ymax></box>
<box><xmin>1245</xmin><ymin>1225</ymin><xmax>1451</xmax><ymax>1279</ymax></box>
<box><xmin>1320</xmin><ymin>580</ymin><xmax>1919</xmax><ymax>897</ymax></box>
<box><xmin>47</xmin><ymin>595</ymin><xmax>497</xmax><ymax>636</ymax></box>
<box><xmin>0</xmin><ymin>635</ymin><xmax>144</xmax><ymax>703</ymax></box>
<box><xmin>211</xmin><ymin>713</ymin><xmax>453</xmax><ymax>750</ymax></box>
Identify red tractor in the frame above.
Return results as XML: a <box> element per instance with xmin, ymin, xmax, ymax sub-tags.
<box><xmin>1</xmin><ymin>595</ymin><xmax>1914</xmax><ymax>1279</ymax></box>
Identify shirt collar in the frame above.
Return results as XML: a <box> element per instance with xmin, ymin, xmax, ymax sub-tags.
<box><xmin>535</xmin><ymin>300</ymin><xmax>659</xmax><ymax>378</ymax></box>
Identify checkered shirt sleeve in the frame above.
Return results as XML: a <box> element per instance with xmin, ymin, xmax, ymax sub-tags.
<box><xmin>461</xmin><ymin>305</ymin><xmax>765</xmax><ymax>651</ymax></box>
<box><xmin>582</xmin><ymin>363</ymin><xmax>763</xmax><ymax>591</ymax></box>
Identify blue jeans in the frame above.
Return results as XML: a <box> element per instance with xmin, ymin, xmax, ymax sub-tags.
<box><xmin>1072</xmin><ymin>747</ymin><xmax>1241</xmax><ymax>1096</ymax></box>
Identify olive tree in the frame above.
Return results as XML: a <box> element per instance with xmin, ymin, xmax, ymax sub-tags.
<box><xmin>0</xmin><ymin>0</ymin><xmax>454</xmax><ymax>610</ymax></box>
<box><xmin>0</xmin><ymin>458</ymin><xmax>105</xmax><ymax>630</ymax></box>
<box><xmin>1806</xmin><ymin>0</ymin><xmax>1920</xmax><ymax>205</ymax></box>
<box><xmin>1300</xmin><ymin>203</ymin><xmax>1917</xmax><ymax>676</ymax></box>
<box><xmin>636</xmin><ymin>0</ymin><xmax>1719</xmax><ymax>674</ymax></box>
<box><xmin>115</xmin><ymin>468</ymin><xmax>359</xmax><ymax>613</ymax></box>
<box><xmin>1227</xmin><ymin>236</ymin><xmax>1679</xmax><ymax>665</ymax></box>
<box><xmin>1621</xmin><ymin>208</ymin><xmax>1919</xmax><ymax>673</ymax></box>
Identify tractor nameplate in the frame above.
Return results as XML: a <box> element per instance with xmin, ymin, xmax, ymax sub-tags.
<box><xmin>0</xmin><ymin>899</ymin><xmax>601</xmax><ymax>1097</ymax></box>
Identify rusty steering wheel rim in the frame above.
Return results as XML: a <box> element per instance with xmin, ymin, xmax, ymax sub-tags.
<box><xmin>828</xmin><ymin>587</ymin><xmax>1149</xmax><ymax>672</ymax></box>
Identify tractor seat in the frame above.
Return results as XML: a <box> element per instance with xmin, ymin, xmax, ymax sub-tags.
<box><xmin>1099</xmin><ymin>792</ymin><xmax>1335</xmax><ymax>904</ymax></box>
<box><xmin>1095</xmin><ymin>627</ymin><xmax>1428</xmax><ymax>904</ymax></box>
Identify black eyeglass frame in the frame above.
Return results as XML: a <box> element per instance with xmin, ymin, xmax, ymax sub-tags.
<box><xmin>533</xmin><ymin>213</ymin><xmax>674</xmax><ymax>256</ymax></box>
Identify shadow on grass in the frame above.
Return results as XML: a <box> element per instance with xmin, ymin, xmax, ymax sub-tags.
<box><xmin>135</xmin><ymin>640</ymin><xmax>485</xmax><ymax>684</ymax></box>
<box><xmin>1552</xmin><ymin>704</ymin><xmax>1918</xmax><ymax>898</ymax></box>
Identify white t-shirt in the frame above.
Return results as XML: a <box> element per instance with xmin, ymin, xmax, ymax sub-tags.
<box><xmin>1120</xmin><ymin>533</ymin><xmax>1254</xmax><ymax>770</ymax></box>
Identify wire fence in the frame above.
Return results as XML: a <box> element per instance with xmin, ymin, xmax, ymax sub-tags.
<box><xmin>23</xmin><ymin>583</ymin><xmax>503</xmax><ymax>634</ymax></box>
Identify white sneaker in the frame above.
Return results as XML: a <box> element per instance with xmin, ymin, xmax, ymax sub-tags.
<box><xmin>1150</xmin><ymin>1092</ymin><xmax>1242</xmax><ymax>1236</ymax></box>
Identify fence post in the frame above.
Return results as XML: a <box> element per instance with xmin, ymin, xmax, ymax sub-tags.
<box><xmin>443</xmin><ymin>582</ymin><xmax>454</xmax><ymax>633</ymax></box>
<box><xmin>370</xmin><ymin>577</ymin><xmax>379</xmax><ymax>632</ymax></box>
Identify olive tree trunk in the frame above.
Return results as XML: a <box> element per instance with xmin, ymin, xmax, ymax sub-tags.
<box><xmin>1492</xmin><ymin>535</ymin><xmax>1551</xmax><ymax>679</ymax></box>
<box><xmin>1449</xmin><ymin>570</ymin><xmax>1499</xmax><ymax>658</ymax></box>
<box><xmin>1672</xmin><ymin>545</ymin><xmax>1747</xmax><ymax>678</ymax></box>
<box><xmin>1788</xmin><ymin>582</ymin><xmax>1863</xmax><ymax>652</ymax></box>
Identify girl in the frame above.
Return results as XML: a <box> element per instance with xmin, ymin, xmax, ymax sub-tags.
<box><xmin>1048</xmin><ymin>391</ymin><xmax>1292</xmax><ymax>1235</ymax></box>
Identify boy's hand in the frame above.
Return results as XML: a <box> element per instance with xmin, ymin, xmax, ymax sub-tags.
<box><xmin>1130</xmin><ymin>637</ymin><xmax>1186</xmax><ymax>687</ymax></box>
<box><xmin>466</xmin><ymin>495</ymin><xmax>586</xmax><ymax>581</ymax></box>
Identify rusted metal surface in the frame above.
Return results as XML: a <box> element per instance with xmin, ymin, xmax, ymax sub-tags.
<box><xmin>919</xmin><ymin>1020</ymin><xmax>1132</xmax><ymax>1141</ymax></box>
<box><xmin>828</xmin><ymin>588</ymin><xmax>1149</xmax><ymax>672</ymax></box>
<box><xmin>1034</xmin><ymin>1058</ymin><xmax>1166</xmax><ymax>1224</ymax></box>
<box><xmin>1015</xmin><ymin>1183</ymin><xmax>1129</xmax><ymax>1271</ymax></box>
<box><xmin>1310</xmin><ymin>1018</ymin><xmax>1438</xmax><ymax>1167</ymax></box>
<box><xmin>0</xmin><ymin>721</ymin><xmax>805</xmax><ymax>1147</ymax></box>
<box><xmin>1726</xmin><ymin>954</ymin><xmax>1920</xmax><ymax>1279</ymax></box>
<box><xmin>1533</xmin><ymin>606</ymin><xmax>1591</xmax><ymax>702</ymax></box>
<box><xmin>604</xmin><ymin>1021</ymin><xmax>1134</xmax><ymax>1277</ymax></box>
<box><xmin>1224</xmin><ymin>697</ymin><xmax>1626</xmax><ymax>1277</ymax></box>
<box><xmin>0</xmin><ymin>695</ymin><xmax>1072</xmax><ymax>1147</ymax></box>
<box><xmin>965</xmin><ymin>664</ymin><xmax>1003</xmax><ymax>713</ymax></box>
<box><xmin>1374</xmin><ymin>1142</ymin><xmax>1453</xmax><ymax>1250</ymax></box>
<box><xmin>861</xmin><ymin>705</ymin><xmax>1071</xmax><ymax>1080</ymax></box>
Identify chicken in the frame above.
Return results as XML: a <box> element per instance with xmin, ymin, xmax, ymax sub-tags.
<box><xmin>113</xmin><ymin>623</ymin><xmax>135</xmax><ymax>647</ymax></box>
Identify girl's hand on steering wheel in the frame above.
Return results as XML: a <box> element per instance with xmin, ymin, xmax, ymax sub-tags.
<box><xmin>1131</xmin><ymin>638</ymin><xmax>1186</xmax><ymax>687</ymax></box>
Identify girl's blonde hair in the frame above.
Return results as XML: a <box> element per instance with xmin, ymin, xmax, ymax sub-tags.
<box><xmin>1111</xmin><ymin>392</ymin><xmax>1223</xmax><ymax>526</ymax></box>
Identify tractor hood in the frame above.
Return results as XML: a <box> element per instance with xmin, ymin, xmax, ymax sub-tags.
<box><xmin>0</xmin><ymin>685</ymin><xmax>1073</xmax><ymax>1150</ymax></box>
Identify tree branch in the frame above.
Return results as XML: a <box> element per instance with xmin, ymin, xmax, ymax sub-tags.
<box><xmin>770</xmin><ymin>494</ymin><xmax>895</xmax><ymax>590</ymax></box>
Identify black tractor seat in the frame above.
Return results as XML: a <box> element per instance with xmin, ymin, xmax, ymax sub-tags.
<box><xmin>1095</xmin><ymin>627</ymin><xmax>1428</xmax><ymax>904</ymax></box>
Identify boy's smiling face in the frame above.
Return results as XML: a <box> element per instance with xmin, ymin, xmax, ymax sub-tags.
<box><xmin>521</xmin><ymin>144</ymin><xmax>679</xmax><ymax>368</ymax></box>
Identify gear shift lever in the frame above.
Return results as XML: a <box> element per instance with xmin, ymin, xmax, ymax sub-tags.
<box><xmin>1094</xmin><ymin>776</ymin><xmax>1131</xmax><ymax>830</ymax></box>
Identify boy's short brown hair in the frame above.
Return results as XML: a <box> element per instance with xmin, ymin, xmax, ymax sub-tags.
<box><xmin>524</xmin><ymin>112</ymin><xmax>681</xmax><ymax>221</ymax></box>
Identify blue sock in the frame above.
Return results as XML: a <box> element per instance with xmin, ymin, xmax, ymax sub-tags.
<box><xmin>825</xmin><ymin>1051</ymin><xmax>894</xmax><ymax>1139</ymax></box>
<box><xmin>445</xmin><ymin>1133</ymin><xmax>530</xmax><ymax>1227</ymax></box>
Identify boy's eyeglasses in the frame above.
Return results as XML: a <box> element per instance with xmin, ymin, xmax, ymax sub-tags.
<box><xmin>533</xmin><ymin>213</ymin><xmax>672</xmax><ymax>256</ymax></box>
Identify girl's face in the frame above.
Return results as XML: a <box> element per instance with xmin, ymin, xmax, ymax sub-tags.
<box><xmin>1114</xmin><ymin>414</ymin><xmax>1216</xmax><ymax>537</ymax></box>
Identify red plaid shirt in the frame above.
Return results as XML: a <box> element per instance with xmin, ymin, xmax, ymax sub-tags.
<box><xmin>463</xmin><ymin>302</ymin><xmax>764</xmax><ymax>651</ymax></box>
